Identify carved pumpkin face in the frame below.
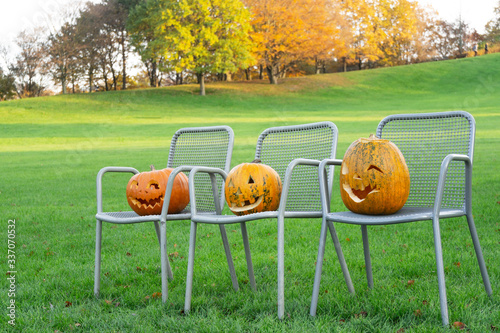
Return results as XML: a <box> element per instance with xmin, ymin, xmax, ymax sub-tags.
<box><xmin>340</xmin><ymin>134</ymin><xmax>410</xmax><ymax>215</ymax></box>
<box><xmin>225</xmin><ymin>159</ymin><xmax>282</xmax><ymax>216</ymax></box>
<box><xmin>126</xmin><ymin>165</ymin><xmax>189</xmax><ymax>216</ymax></box>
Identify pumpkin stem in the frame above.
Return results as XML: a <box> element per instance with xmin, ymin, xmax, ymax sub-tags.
<box><xmin>251</xmin><ymin>158</ymin><xmax>262</xmax><ymax>164</ymax></box>
<box><xmin>369</xmin><ymin>134</ymin><xmax>378</xmax><ymax>140</ymax></box>
<box><xmin>150</xmin><ymin>164</ymin><xmax>155</xmax><ymax>171</ymax></box>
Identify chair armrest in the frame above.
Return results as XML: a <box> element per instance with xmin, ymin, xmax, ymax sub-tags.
<box><xmin>96</xmin><ymin>166</ymin><xmax>139</xmax><ymax>213</ymax></box>
<box><xmin>433</xmin><ymin>154</ymin><xmax>472</xmax><ymax>217</ymax></box>
<box><xmin>159</xmin><ymin>166</ymin><xmax>207</xmax><ymax>221</ymax></box>
<box><xmin>277</xmin><ymin>158</ymin><xmax>341</xmax><ymax>215</ymax></box>
<box><xmin>184</xmin><ymin>166</ymin><xmax>228</xmax><ymax>217</ymax></box>
<box><xmin>316</xmin><ymin>158</ymin><xmax>343</xmax><ymax>214</ymax></box>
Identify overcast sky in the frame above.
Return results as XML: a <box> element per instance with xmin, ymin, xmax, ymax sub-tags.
<box><xmin>0</xmin><ymin>0</ymin><xmax>498</xmax><ymax>54</ymax></box>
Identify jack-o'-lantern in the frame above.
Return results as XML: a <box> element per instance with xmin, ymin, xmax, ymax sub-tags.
<box><xmin>126</xmin><ymin>165</ymin><xmax>189</xmax><ymax>216</ymax></box>
<box><xmin>340</xmin><ymin>134</ymin><xmax>410</xmax><ymax>215</ymax></box>
<box><xmin>225</xmin><ymin>159</ymin><xmax>282</xmax><ymax>216</ymax></box>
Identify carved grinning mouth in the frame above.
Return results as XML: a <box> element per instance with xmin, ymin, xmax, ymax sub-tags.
<box><xmin>342</xmin><ymin>164</ymin><xmax>382</xmax><ymax>202</ymax></box>
<box><xmin>229</xmin><ymin>195</ymin><xmax>264</xmax><ymax>213</ymax></box>
<box><xmin>129</xmin><ymin>194</ymin><xmax>164</xmax><ymax>209</ymax></box>
<box><xmin>343</xmin><ymin>183</ymin><xmax>379</xmax><ymax>202</ymax></box>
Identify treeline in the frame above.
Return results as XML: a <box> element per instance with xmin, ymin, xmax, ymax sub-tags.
<box><xmin>1</xmin><ymin>0</ymin><xmax>500</xmax><ymax>98</ymax></box>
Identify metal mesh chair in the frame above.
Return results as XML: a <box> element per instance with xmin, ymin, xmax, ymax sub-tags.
<box><xmin>183</xmin><ymin>122</ymin><xmax>352</xmax><ymax>318</ymax></box>
<box><xmin>94</xmin><ymin>126</ymin><xmax>234</xmax><ymax>302</ymax></box>
<box><xmin>310</xmin><ymin>111</ymin><xmax>492</xmax><ymax>326</ymax></box>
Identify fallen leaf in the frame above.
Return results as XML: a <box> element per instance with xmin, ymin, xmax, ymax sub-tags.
<box><xmin>169</xmin><ymin>252</ymin><xmax>179</xmax><ymax>258</ymax></box>
<box><xmin>397</xmin><ymin>329</ymin><xmax>406</xmax><ymax>333</ymax></box>
<box><xmin>355</xmin><ymin>311</ymin><xmax>367</xmax><ymax>318</ymax></box>
<box><xmin>407</xmin><ymin>280</ymin><xmax>415</xmax><ymax>286</ymax></box>
<box><xmin>452</xmin><ymin>321</ymin><xmax>466</xmax><ymax>330</ymax></box>
<box><xmin>454</xmin><ymin>262</ymin><xmax>461</xmax><ymax>268</ymax></box>
<box><xmin>414</xmin><ymin>309</ymin><xmax>422</xmax><ymax>317</ymax></box>
<box><xmin>65</xmin><ymin>301</ymin><xmax>72</xmax><ymax>307</ymax></box>
<box><xmin>126</xmin><ymin>252</ymin><xmax>132</xmax><ymax>256</ymax></box>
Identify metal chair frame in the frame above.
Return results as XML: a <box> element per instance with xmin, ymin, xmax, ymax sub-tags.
<box><xmin>94</xmin><ymin>126</ymin><xmax>234</xmax><ymax>303</ymax></box>
<box><xmin>309</xmin><ymin>111</ymin><xmax>492</xmax><ymax>326</ymax></box>
<box><xmin>183</xmin><ymin>121</ymin><xmax>353</xmax><ymax>319</ymax></box>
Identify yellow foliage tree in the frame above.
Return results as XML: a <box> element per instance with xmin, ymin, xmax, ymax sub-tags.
<box><xmin>245</xmin><ymin>0</ymin><xmax>343</xmax><ymax>84</ymax></box>
<box><xmin>341</xmin><ymin>0</ymin><xmax>434</xmax><ymax>68</ymax></box>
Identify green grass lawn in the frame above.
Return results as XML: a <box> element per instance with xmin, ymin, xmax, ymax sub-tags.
<box><xmin>1</xmin><ymin>54</ymin><xmax>499</xmax><ymax>332</ymax></box>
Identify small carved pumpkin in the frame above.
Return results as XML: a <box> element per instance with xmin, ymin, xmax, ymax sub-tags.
<box><xmin>126</xmin><ymin>165</ymin><xmax>189</xmax><ymax>216</ymax></box>
<box><xmin>225</xmin><ymin>159</ymin><xmax>282</xmax><ymax>216</ymax></box>
<box><xmin>340</xmin><ymin>134</ymin><xmax>410</xmax><ymax>215</ymax></box>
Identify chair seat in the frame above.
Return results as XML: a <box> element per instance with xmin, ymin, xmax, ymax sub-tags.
<box><xmin>96</xmin><ymin>210</ymin><xmax>191</xmax><ymax>224</ymax></box>
<box><xmin>191</xmin><ymin>210</ymin><xmax>325</xmax><ymax>224</ymax></box>
<box><xmin>325</xmin><ymin>207</ymin><xmax>465</xmax><ymax>225</ymax></box>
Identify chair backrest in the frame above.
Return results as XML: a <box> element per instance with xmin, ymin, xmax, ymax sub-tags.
<box><xmin>255</xmin><ymin>122</ymin><xmax>338</xmax><ymax>212</ymax></box>
<box><xmin>376</xmin><ymin>111</ymin><xmax>475</xmax><ymax>209</ymax></box>
<box><xmin>167</xmin><ymin>126</ymin><xmax>234</xmax><ymax>213</ymax></box>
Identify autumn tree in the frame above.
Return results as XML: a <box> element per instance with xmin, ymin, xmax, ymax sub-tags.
<box><xmin>128</xmin><ymin>0</ymin><xmax>166</xmax><ymax>87</ymax></box>
<box><xmin>245</xmin><ymin>0</ymin><xmax>341</xmax><ymax>84</ymax></box>
<box><xmin>9</xmin><ymin>30</ymin><xmax>47</xmax><ymax>98</ymax></box>
<box><xmin>340</xmin><ymin>0</ymin><xmax>435</xmax><ymax>68</ymax></box>
<box><xmin>155</xmin><ymin>0</ymin><xmax>254</xmax><ymax>95</ymax></box>
<box><xmin>46</xmin><ymin>22</ymin><xmax>78</xmax><ymax>94</ymax></box>
<box><xmin>0</xmin><ymin>68</ymin><xmax>16</xmax><ymax>101</ymax></box>
<box><xmin>104</xmin><ymin>0</ymin><xmax>138</xmax><ymax>90</ymax></box>
<box><xmin>485</xmin><ymin>1</ymin><xmax>500</xmax><ymax>46</ymax></box>
<box><xmin>376</xmin><ymin>0</ymin><xmax>434</xmax><ymax>65</ymax></box>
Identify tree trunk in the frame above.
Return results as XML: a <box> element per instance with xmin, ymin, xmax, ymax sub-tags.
<box><xmin>199</xmin><ymin>74</ymin><xmax>205</xmax><ymax>96</ymax></box>
<box><xmin>266</xmin><ymin>65</ymin><xmax>278</xmax><ymax>84</ymax></box>
<box><xmin>121</xmin><ymin>31</ymin><xmax>127</xmax><ymax>90</ymax></box>
<box><xmin>89</xmin><ymin>72</ymin><xmax>93</xmax><ymax>93</ymax></box>
<box><xmin>245</xmin><ymin>68</ymin><xmax>251</xmax><ymax>81</ymax></box>
<box><xmin>149</xmin><ymin>61</ymin><xmax>158</xmax><ymax>87</ymax></box>
<box><xmin>259</xmin><ymin>65</ymin><xmax>263</xmax><ymax>80</ymax></box>
<box><xmin>61</xmin><ymin>70</ymin><xmax>67</xmax><ymax>94</ymax></box>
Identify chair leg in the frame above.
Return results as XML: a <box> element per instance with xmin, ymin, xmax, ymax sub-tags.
<box><xmin>277</xmin><ymin>215</ymin><xmax>285</xmax><ymax>320</ymax></box>
<box><xmin>160</xmin><ymin>221</ymin><xmax>169</xmax><ymax>303</ymax></box>
<box><xmin>310</xmin><ymin>217</ymin><xmax>330</xmax><ymax>316</ymax></box>
<box><xmin>156</xmin><ymin>221</ymin><xmax>173</xmax><ymax>281</ymax></box>
<box><xmin>219</xmin><ymin>225</ymin><xmax>239</xmax><ymax>291</ymax></box>
<box><xmin>327</xmin><ymin>221</ymin><xmax>355</xmax><ymax>294</ymax></box>
<box><xmin>184</xmin><ymin>221</ymin><xmax>198</xmax><ymax>314</ymax></box>
<box><xmin>432</xmin><ymin>216</ymin><xmax>449</xmax><ymax>327</ymax></box>
<box><xmin>94</xmin><ymin>220</ymin><xmax>102</xmax><ymax>298</ymax></box>
<box><xmin>361</xmin><ymin>225</ymin><xmax>374</xmax><ymax>289</ymax></box>
<box><xmin>240</xmin><ymin>222</ymin><xmax>256</xmax><ymax>291</ymax></box>
<box><xmin>311</xmin><ymin>218</ymin><xmax>355</xmax><ymax>316</ymax></box>
<box><xmin>466</xmin><ymin>213</ymin><xmax>492</xmax><ymax>296</ymax></box>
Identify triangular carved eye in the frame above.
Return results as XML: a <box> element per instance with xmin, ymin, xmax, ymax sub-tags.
<box><xmin>367</xmin><ymin>165</ymin><xmax>384</xmax><ymax>173</ymax></box>
<box><xmin>227</xmin><ymin>179</ymin><xmax>234</xmax><ymax>187</ymax></box>
<box><xmin>148</xmin><ymin>181</ymin><xmax>160</xmax><ymax>190</ymax></box>
<box><xmin>248</xmin><ymin>175</ymin><xmax>255</xmax><ymax>184</ymax></box>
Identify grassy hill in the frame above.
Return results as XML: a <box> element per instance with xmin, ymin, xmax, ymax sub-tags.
<box><xmin>1</xmin><ymin>54</ymin><xmax>499</xmax><ymax>332</ymax></box>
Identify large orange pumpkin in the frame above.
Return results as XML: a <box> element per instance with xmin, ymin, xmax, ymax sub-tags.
<box><xmin>340</xmin><ymin>134</ymin><xmax>410</xmax><ymax>215</ymax></box>
<box><xmin>126</xmin><ymin>165</ymin><xmax>189</xmax><ymax>216</ymax></box>
<box><xmin>225</xmin><ymin>159</ymin><xmax>282</xmax><ymax>216</ymax></box>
